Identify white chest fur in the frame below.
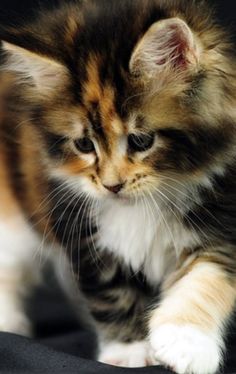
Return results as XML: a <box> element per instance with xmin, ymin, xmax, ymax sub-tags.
<box><xmin>97</xmin><ymin>198</ymin><xmax>199</xmax><ymax>285</ymax></box>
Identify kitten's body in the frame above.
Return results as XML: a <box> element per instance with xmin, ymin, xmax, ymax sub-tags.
<box><xmin>0</xmin><ymin>1</ymin><xmax>236</xmax><ymax>373</ymax></box>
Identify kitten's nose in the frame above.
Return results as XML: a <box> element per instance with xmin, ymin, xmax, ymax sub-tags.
<box><xmin>103</xmin><ymin>183</ymin><xmax>124</xmax><ymax>194</ymax></box>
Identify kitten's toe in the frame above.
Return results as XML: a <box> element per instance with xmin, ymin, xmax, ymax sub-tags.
<box><xmin>98</xmin><ymin>340</ymin><xmax>155</xmax><ymax>367</ymax></box>
<box><xmin>0</xmin><ymin>310</ymin><xmax>31</xmax><ymax>336</ymax></box>
<box><xmin>150</xmin><ymin>324</ymin><xmax>222</xmax><ymax>374</ymax></box>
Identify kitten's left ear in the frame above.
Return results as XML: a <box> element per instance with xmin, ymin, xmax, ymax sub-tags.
<box><xmin>130</xmin><ymin>18</ymin><xmax>201</xmax><ymax>80</ymax></box>
<box><xmin>1</xmin><ymin>41</ymin><xmax>68</xmax><ymax>92</ymax></box>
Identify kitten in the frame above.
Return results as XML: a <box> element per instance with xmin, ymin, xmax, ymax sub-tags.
<box><xmin>0</xmin><ymin>0</ymin><xmax>236</xmax><ymax>373</ymax></box>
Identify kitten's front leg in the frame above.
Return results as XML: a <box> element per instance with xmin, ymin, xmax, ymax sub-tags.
<box><xmin>0</xmin><ymin>214</ymin><xmax>41</xmax><ymax>335</ymax></box>
<box><xmin>79</xmin><ymin>249</ymin><xmax>155</xmax><ymax>367</ymax></box>
<box><xmin>149</xmin><ymin>253</ymin><xmax>236</xmax><ymax>374</ymax></box>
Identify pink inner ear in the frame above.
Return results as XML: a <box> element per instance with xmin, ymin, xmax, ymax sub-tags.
<box><xmin>155</xmin><ymin>22</ymin><xmax>194</xmax><ymax>70</ymax></box>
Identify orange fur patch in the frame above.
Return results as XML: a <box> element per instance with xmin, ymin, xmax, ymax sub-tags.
<box><xmin>150</xmin><ymin>260</ymin><xmax>236</xmax><ymax>332</ymax></box>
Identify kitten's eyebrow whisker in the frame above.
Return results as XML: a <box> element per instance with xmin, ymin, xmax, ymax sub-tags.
<box><xmin>15</xmin><ymin>117</ymin><xmax>43</xmax><ymax>130</ymax></box>
<box><xmin>121</xmin><ymin>89</ymin><xmax>149</xmax><ymax>111</ymax></box>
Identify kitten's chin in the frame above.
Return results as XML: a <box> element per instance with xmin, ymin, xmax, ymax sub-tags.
<box><xmin>104</xmin><ymin>193</ymin><xmax>137</xmax><ymax>206</ymax></box>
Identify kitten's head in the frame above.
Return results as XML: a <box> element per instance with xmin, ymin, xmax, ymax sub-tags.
<box><xmin>1</xmin><ymin>0</ymin><xmax>236</xmax><ymax>204</ymax></box>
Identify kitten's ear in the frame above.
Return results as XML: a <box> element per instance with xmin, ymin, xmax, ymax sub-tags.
<box><xmin>1</xmin><ymin>41</ymin><xmax>68</xmax><ymax>91</ymax></box>
<box><xmin>130</xmin><ymin>18</ymin><xmax>201</xmax><ymax>81</ymax></box>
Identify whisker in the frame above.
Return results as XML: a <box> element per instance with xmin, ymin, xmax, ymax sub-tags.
<box><xmin>147</xmin><ymin>183</ymin><xmax>215</xmax><ymax>252</ymax></box>
<box><xmin>29</xmin><ymin>180</ymin><xmax>72</xmax><ymax>225</ymax></box>
<box><xmin>67</xmin><ymin>193</ymin><xmax>91</xmax><ymax>281</ymax></box>
<box><xmin>146</xmin><ymin>189</ymin><xmax>180</xmax><ymax>258</ymax></box>
<box><xmin>159</xmin><ymin>178</ymin><xmax>226</xmax><ymax>230</ymax></box>
<box><xmin>76</xmin><ymin>194</ymin><xmax>92</xmax><ymax>279</ymax></box>
<box><xmin>157</xmin><ymin>184</ymin><xmax>216</xmax><ymax>249</ymax></box>
<box><xmin>87</xmin><ymin>198</ymin><xmax>104</xmax><ymax>275</ymax></box>
<box><xmin>33</xmin><ymin>188</ymin><xmax>73</xmax><ymax>265</ymax></box>
<box><xmin>34</xmin><ymin>183</ymin><xmax>85</xmax><ymax>265</ymax></box>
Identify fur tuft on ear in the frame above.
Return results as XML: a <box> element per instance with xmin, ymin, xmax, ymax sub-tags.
<box><xmin>130</xmin><ymin>18</ymin><xmax>201</xmax><ymax>81</ymax></box>
<box><xmin>1</xmin><ymin>41</ymin><xmax>68</xmax><ymax>92</ymax></box>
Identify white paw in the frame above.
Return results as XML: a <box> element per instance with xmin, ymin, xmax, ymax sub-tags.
<box><xmin>0</xmin><ymin>310</ymin><xmax>31</xmax><ymax>336</ymax></box>
<box><xmin>0</xmin><ymin>312</ymin><xmax>31</xmax><ymax>336</ymax></box>
<box><xmin>99</xmin><ymin>340</ymin><xmax>155</xmax><ymax>367</ymax></box>
<box><xmin>150</xmin><ymin>324</ymin><xmax>222</xmax><ymax>374</ymax></box>
<box><xmin>0</xmin><ymin>292</ymin><xmax>32</xmax><ymax>336</ymax></box>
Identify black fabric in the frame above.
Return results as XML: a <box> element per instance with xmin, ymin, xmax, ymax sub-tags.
<box><xmin>0</xmin><ymin>271</ymin><xmax>234</xmax><ymax>374</ymax></box>
<box><xmin>0</xmin><ymin>0</ymin><xmax>236</xmax><ymax>373</ymax></box>
<box><xmin>0</xmin><ymin>272</ymin><xmax>235</xmax><ymax>374</ymax></box>
<box><xmin>0</xmin><ymin>272</ymin><xmax>174</xmax><ymax>374</ymax></box>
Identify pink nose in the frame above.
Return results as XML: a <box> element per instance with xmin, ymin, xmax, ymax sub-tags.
<box><xmin>103</xmin><ymin>183</ymin><xmax>124</xmax><ymax>194</ymax></box>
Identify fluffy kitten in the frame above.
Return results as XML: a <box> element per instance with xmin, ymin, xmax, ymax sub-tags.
<box><xmin>0</xmin><ymin>0</ymin><xmax>236</xmax><ymax>373</ymax></box>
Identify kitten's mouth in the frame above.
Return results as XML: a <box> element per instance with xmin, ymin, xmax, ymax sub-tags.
<box><xmin>106</xmin><ymin>191</ymin><xmax>136</xmax><ymax>205</ymax></box>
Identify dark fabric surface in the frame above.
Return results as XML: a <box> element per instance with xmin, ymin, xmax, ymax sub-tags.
<box><xmin>0</xmin><ymin>0</ymin><xmax>236</xmax><ymax>373</ymax></box>
<box><xmin>0</xmin><ymin>271</ymin><xmax>234</xmax><ymax>374</ymax></box>
<box><xmin>0</xmin><ymin>272</ymin><xmax>235</xmax><ymax>374</ymax></box>
<box><xmin>0</xmin><ymin>272</ymin><xmax>174</xmax><ymax>374</ymax></box>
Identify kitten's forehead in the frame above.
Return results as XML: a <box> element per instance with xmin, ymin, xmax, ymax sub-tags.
<box><xmin>81</xmin><ymin>54</ymin><xmax>132</xmax><ymax>110</ymax></box>
<box><xmin>79</xmin><ymin>56</ymin><xmax>131</xmax><ymax>141</ymax></box>
<box><xmin>77</xmin><ymin>53</ymin><xmax>189</xmax><ymax>138</ymax></box>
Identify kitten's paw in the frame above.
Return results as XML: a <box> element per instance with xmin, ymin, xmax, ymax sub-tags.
<box><xmin>0</xmin><ymin>292</ymin><xmax>32</xmax><ymax>336</ymax></box>
<box><xmin>99</xmin><ymin>340</ymin><xmax>155</xmax><ymax>367</ymax></box>
<box><xmin>150</xmin><ymin>324</ymin><xmax>222</xmax><ymax>374</ymax></box>
<box><xmin>0</xmin><ymin>311</ymin><xmax>31</xmax><ymax>336</ymax></box>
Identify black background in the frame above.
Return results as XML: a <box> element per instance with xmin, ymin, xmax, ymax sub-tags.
<box><xmin>0</xmin><ymin>1</ymin><xmax>235</xmax><ymax>373</ymax></box>
<box><xmin>0</xmin><ymin>0</ymin><xmax>235</xmax><ymax>34</ymax></box>
<box><xmin>0</xmin><ymin>0</ymin><xmax>235</xmax><ymax>28</ymax></box>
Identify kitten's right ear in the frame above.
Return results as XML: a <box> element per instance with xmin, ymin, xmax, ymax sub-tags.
<box><xmin>130</xmin><ymin>18</ymin><xmax>201</xmax><ymax>84</ymax></box>
<box><xmin>1</xmin><ymin>40</ymin><xmax>68</xmax><ymax>92</ymax></box>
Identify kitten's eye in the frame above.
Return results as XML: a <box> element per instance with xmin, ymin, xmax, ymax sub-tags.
<box><xmin>128</xmin><ymin>133</ymin><xmax>155</xmax><ymax>152</ymax></box>
<box><xmin>74</xmin><ymin>137</ymin><xmax>95</xmax><ymax>153</ymax></box>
